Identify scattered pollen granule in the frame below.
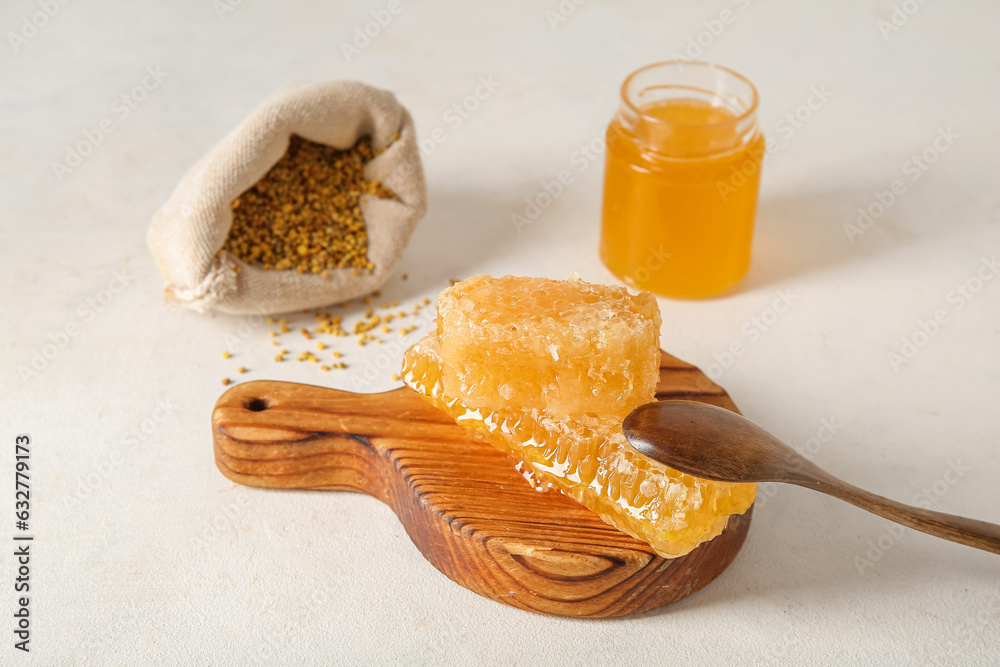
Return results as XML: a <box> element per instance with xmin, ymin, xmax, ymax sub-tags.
<box><xmin>224</xmin><ymin>289</ymin><xmax>430</xmax><ymax>386</ymax></box>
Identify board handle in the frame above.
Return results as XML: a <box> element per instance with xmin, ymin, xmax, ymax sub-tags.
<box><xmin>212</xmin><ymin>380</ymin><xmax>455</xmax><ymax>502</ymax></box>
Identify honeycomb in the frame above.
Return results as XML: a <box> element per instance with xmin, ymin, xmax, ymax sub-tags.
<box><xmin>435</xmin><ymin>275</ymin><xmax>661</xmax><ymax>419</ymax></box>
<box><xmin>403</xmin><ymin>275</ymin><xmax>756</xmax><ymax>559</ymax></box>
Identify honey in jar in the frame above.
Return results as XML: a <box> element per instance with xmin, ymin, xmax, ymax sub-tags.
<box><xmin>600</xmin><ymin>61</ymin><xmax>764</xmax><ymax>298</ymax></box>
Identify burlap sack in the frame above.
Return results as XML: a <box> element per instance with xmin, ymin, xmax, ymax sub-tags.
<box><xmin>148</xmin><ymin>80</ymin><xmax>426</xmax><ymax>315</ymax></box>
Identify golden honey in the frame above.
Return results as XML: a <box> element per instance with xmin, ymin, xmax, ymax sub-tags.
<box><xmin>600</xmin><ymin>62</ymin><xmax>764</xmax><ymax>298</ymax></box>
<box><xmin>403</xmin><ymin>275</ymin><xmax>756</xmax><ymax>558</ymax></box>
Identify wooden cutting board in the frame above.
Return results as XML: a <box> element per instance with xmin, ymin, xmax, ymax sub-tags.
<box><xmin>212</xmin><ymin>350</ymin><xmax>753</xmax><ymax>617</ymax></box>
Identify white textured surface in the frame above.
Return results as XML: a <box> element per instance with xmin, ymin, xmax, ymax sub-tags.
<box><xmin>1</xmin><ymin>0</ymin><xmax>998</xmax><ymax>664</ymax></box>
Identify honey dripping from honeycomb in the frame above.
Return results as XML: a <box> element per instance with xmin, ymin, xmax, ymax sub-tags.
<box><xmin>221</xmin><ymin>134</ymin><xmax>396</xmax><ymax>276</ymax></box>
<box><xmin>402</xmin><ymin>275</ymin><xmax>756</xmax><ymax>558</ymax></box>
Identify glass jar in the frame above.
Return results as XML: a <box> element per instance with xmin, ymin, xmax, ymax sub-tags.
<box><xmin>599</xmin><ymin>61</ymin><xmax>764</xmax><ymax>298</ymax></box>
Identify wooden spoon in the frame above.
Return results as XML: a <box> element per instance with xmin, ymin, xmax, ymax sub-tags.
<box><xmin>623</xmin><ymin>400</ymin><xmax>1000</xmax><ymax>555</ymax></box>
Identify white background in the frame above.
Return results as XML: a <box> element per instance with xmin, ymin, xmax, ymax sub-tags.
<box><xmin>1</xmin><ymin>0</ymin><xmax>999</xmax><ymax>664</ymax></box>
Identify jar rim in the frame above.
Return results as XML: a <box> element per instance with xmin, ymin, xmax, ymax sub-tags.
<box><xmin>620</xmin><ymin>60</ymin><xmax>759</xmax><ymax>128</ymax></box>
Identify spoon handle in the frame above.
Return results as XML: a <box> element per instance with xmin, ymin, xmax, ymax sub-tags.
<box><xmin>798</xmin><ymin>475</ymin><xmax>1000</xmax><ymax>555</ymax></box>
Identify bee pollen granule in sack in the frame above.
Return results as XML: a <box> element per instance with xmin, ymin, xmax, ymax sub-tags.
<box><xmin>148</xmin><ymin>80</ymin><xmax>427</xmax><ymax>315</ymax></box>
